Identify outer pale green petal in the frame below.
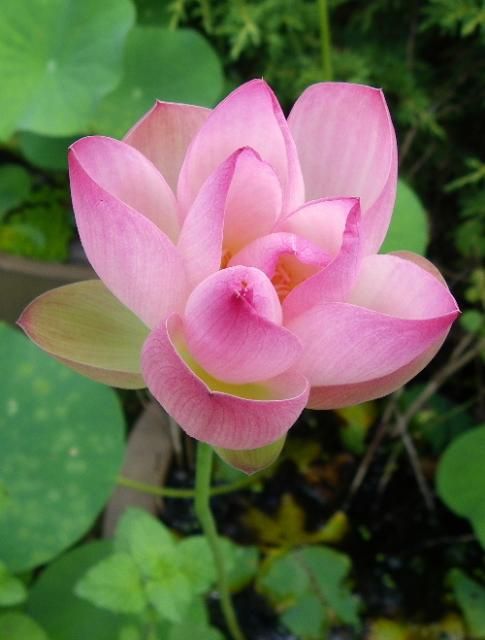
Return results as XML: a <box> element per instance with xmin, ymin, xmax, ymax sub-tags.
<box><xmin>18</xmin><ymin>280</ymin><xmax>148</xmax><ymax>389</ymax></box>
<box><xmin>215</xmin><ymin>436</ymin><xmax>286</xmax><ymax>475</ymax></box>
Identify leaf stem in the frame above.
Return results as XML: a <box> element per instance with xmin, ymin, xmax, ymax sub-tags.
<box><xmin>117</xmin><ymin>470</ymin><xmax>262</xmax><ymax>499</ymax></box>
<box><xmin>318</xmin><ymin>0</ymin><xmax>333</xmax><ymax>81</ymax></box>
<box><xmin>194</xmin><ymin>442</ymin><xmax>245</xmax><ymax>640</ymax></box>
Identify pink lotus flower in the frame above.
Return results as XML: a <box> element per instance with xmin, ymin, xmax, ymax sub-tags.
<box><xmin>19</xmin><ymin>80</ymin><xmax>459</xmax><ymax>471</ymax></box>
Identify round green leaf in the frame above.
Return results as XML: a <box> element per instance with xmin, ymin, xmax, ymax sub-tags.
<box><xmin>400</xmin><ymin>385</ymin><xmax>473</xmax><ymax>454</ymax></box>
<box><xmin>0</xmin><ymin>612</ymin><xmax>49</xmax><ymax>640</ymax></box>
<box><xmin>28</xmin><ymin>541</ymin><xmax>136</xmax><ymax>640</ymax></box>
<box><xmin>381</xmin><ymin>179</ymin><xmax>429</xmax><ymax>255</ymax></box>
<box><xmin>0</xmin><ymin>323</ymin><xmax>125</xmax><ymax>572</ymax></box>
<box><xmin>93</xmin><ymin>26</ymin><xmax>223</xmax><ymax>138</ymax></box>
<box><xmin>437</xmin><ymin>425</ymin><xmax>485</xmax><ymax>547</ymax></box>
<box><xmin>460</xmin><ymin>309</ymin><xmax>484</xmax><ymax>335</ymax></box>
<box><xmin>0</xmin><ymin>561</ymin><xmax>27</xmax><ymax>606</ymax></box>
<box><xmin>18</xmin><ymin>133</ymin><xmax>79</xmax><ymax>171</ymax></box>
<box><xmin>0</xmin><ymin>0</ymin><xmax>135</xmax><ymax>139</ymax></box>
<box><xmin>0</xmin><ymin>164</ymin><xmax>32</xmax><ymax>220</ymax></box>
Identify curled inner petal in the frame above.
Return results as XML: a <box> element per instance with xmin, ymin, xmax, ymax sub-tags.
<box><xmin>282</xmin><ymin>198</ymin><xmax>362</xmax><ymax>319</ymax></box>
<box><xmin>183</xmin><ymin>266</ymin><xmax>302</xmax><ymax>384</ymax></box>
<box><xmin>177</xmin><ymin>79</ymin><xmax>304</xmax><ymax>216</ymax></box>
<box><xmin>178</xmin><ymin>147</ymin><xmax>283</xmax><ymax>289</ymax></box>
<box><xmin>230</xmin><ymin>232</ymin><xmax>331</xmax><ymax>302</ymax></box>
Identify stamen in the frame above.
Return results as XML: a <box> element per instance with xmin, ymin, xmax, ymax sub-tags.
<box><xmin>271</xmin><ymin>254</ymin><xmax>319</xmax><ymax>302</ymax></box>
<box><xmin>272</xmin><ymin>263</ymin><xmax>292</xmax><ymax>301</ymax></box>
<box><xmin>221</xmin><ymin>249</ymin><xmax>232</xmax><ymax>269</ymax></box>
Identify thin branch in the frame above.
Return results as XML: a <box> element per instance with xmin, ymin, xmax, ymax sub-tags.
<box><xmin>345</xmin><ymin>334</ymin><xmax>484</xmax><ymax>509</ymax></box>
<box><xmin>400</xmin><ymin>426</ymin><xmax>435</xmax><ymax>510</ymax></box>
<box><xmin>392</xmin><ymin>334</ymin><xmax>483</xmax><ymax>438</ymax></box>
<box><xmin>344</xmin><ymin>391</ymin><xmax>401</xmax><ymax>507</ymax></box>
<box><xmin>117</xmin><ymin>469</ymin><xmax>266</xmax><ymax>499</ymax></box>
<box><xmin>389</xmin><ymin>335</ymin><xmax>485</xmax><ymax>510</ymax></box>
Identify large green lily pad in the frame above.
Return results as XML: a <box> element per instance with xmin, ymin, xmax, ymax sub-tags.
<box><xmin>18</xmin><ymin>133</ymin><xmax>79</xmax><ymax>171</ymax></box>
<box><xmin>0</xmin><ymin>0</ymin><xmax>135</xmax><ymax>139</ymax></box>
<box><xmin>0</xmin><ymin>164</ymin><xmax>32</xmax><ymax>221</ymax></box>
<box><xmin>28</xmin><ymin>539</ymin><xmax>222</xmax><ymax>640</ymax></box>
<box><xmin>437</xmin><ymin>425</ymin><xmax>485</xmax><ymax>547</ymax></box>
<box><xmin>28</xmin><ymin>541</ymin><xmax>135</xmax><ymax>640</ymax></box>
<box><xmin>448</xmin><ymin>568</ymin><xmax>485</xmax><ymax>637</ymax></box>
<box><xmin>93</xmin><ymin>26</ymin><xmax>223</xmax><ymax>138</ymax></box>
<box><xmin>381</xmin><ymin>179</ymin><xmax>429</xmax><ymax>255</ymax></box>
<box><xmin>0</xmin><ymin>323</ymin><xmax>125</xmax><ymax>572</ymax></box>
<box><xmin>0</xmin><ymin>612</ymin><xmax>49</xmax><ymax>640</ymax></box>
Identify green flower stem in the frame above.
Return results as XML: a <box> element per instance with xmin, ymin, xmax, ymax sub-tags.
<box><xmin>117</xmin><ymin>470</ymin><xmax>263</xmax><ymax>499</ymax></box>
<box><xmin>318</xmin><ymin>0</ymin><xmax>333</xmax><ymax>81</ymax></box>
<box><xmin>194</xmin><ymin>442</ymin><xmax>245</xmax><ymax>640</ymax></box>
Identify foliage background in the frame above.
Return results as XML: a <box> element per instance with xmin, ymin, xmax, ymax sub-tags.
<box><xmin>0</xmin><ymin>0</ymin><xmax>484</xmax><ymax>638</ymax></box>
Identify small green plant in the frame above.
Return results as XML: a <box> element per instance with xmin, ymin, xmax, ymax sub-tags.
<box><xmin>448</xmin><ymin>569</ymin><xmax>485</xmax><ymax>639</ymax></box>
<box><xmin>76</xmin><ymin>508</ymin><xmax>257</xmax><ymax>638</ymax></box>
<box><xmin>257</xmin><ymin>545</ymin><xmax>360</xmax><ymax>639</ymax></box>
<box><xmin>0</xmin><ymin>612</ymin><xmax>49</xmax><ymax>640</ymax></box>
<box><xmin>0</xmin><ymin>184</ymin><xmax>73</xmax><ymax>261</ymax></box>
<box><xmin>0</xmin><ymin>561</ymin><xmax>27</xmax><ymax>607</ymax></box>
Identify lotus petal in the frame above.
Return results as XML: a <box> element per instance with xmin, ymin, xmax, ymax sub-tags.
<box><xmin>183</xmin><ymin>266</ymin><xmax>302</xmax><ymax>384</ymax></box>
<box><xmin>177</xmin><ymin>148</ymin><xmax>282</xmax><ymax>287</ymax></box>
<box><xmin>69</xmin><ymin>144</ymin><xmax>187</xmax><ymax>328</ymax></box>
<box><xmin>141</xmin><ymin>315</ymin><xmax>309</xmax><ymax>449</ymax></box>
<box><xmin>288</xmin><ymin>83</ymin><xmax>397</xmax><ymax>253</ymax></box>
<box><xmin>177</xmin><ymin>79</ymin><xmax>304</xmax><ymax>215</ymax></box>
<box><xmin>124</xmin><ymin>100</ymin><xmax>210</xmax><ymax>193</ymax></box>
<box><xmin>287</xmin><ymin>255</ymin><xmax>459</xmax><ymax>386</ymax></box>
<box><xmin>70</xmin><ymin>136</ymin><xmax>179</xmax><ymax>241</ymax></box>
<box><xmin>283</xmin><ymin>198</ymin><xmax>362</xmax><ymax>320</ymax></box>
<box><xmin>18</xmin><ymin>280</ymin><xmax>148</xmax><ymax>388</ymax></box>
